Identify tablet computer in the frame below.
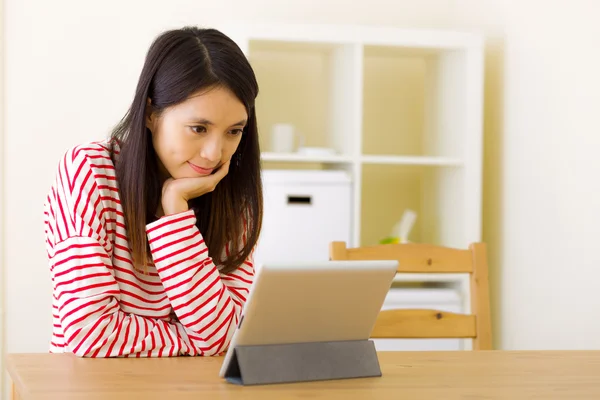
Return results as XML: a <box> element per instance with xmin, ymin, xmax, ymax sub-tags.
<box><xmin>219</xmin><ymin>259</ymin><xmax>398</xmax><ymax>378</ymax></box>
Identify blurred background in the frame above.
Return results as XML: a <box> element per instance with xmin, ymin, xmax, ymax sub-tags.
<box><xmin>1</xmin><ymin>0</ymin><xmax>600</xmax><ymax>397</ymax></box>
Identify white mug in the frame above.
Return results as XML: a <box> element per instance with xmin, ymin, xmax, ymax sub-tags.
<box><xmin>271</xmin><ymin>123</ymin><xmax>301</xmax><ymax>153</ymax></box>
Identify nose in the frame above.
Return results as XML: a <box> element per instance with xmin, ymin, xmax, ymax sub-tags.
<box><xmin>199</xmin><ymin>133</ymin><xmax>222</xmax><ymax>163</ymax></box>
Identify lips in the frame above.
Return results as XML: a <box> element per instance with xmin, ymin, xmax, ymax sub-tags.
<box><xmin>188</xmin><ymin>162</ymin><xmax>214</xmax><ymax>175</ymax></box>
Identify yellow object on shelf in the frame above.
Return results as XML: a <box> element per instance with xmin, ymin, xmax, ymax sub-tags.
<box><xmin>379</xmin><ymin>236</ymin><xmax>400</xmax><ymax>244</ymax></box>
<box><xmin>379</xmin><ymin>209</ymin><xmax>417</xmax><ymax>245</ymax></box>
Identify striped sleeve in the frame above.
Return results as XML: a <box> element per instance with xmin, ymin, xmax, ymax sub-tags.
<box><xmin>45</xmin><ymin>148</ymin><xmax>196</xmax><ymax>357</ymax></box>
<box><xmin>146</xmin><ymin>212</ymin><xmax>255</xmax><ymax>356</ymax></box>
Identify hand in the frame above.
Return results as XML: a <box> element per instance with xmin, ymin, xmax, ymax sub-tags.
<box><xmin>161</xmin><ymin>161</ymin><xmax>230</xmax><ymax>216</ymax></box>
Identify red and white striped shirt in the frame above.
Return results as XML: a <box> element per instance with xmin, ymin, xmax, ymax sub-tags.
<box><xmin>43</xmin><ymin>141</ymin><xmax>254</xmax><ymax>357</ymax></box>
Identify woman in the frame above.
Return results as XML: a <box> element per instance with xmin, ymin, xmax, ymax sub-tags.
<box><xmin>43</xmin><ymin>26</ymin><xmax>263</xmax><ymax>357</ymax></box>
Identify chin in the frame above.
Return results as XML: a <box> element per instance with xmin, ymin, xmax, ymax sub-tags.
<box><xmin>166</xmin><ymin>169</ymin><xmax>193</xmax><ymax>180</ymax></box>
<box><xmin>179</xmin><ymin>172</ymin><xmax>199</xmax><ymax>179</ymax></box>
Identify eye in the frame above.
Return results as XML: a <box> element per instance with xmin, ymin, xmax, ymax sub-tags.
<box><xmin>229</xmin><ymin>128</ymin><xmax>244</xmax><ymax>136</ymax></box>
<box><xmin>190</xmin><ymin>126</ymin><xmax>207</xmax><ymax>134</ymax></box>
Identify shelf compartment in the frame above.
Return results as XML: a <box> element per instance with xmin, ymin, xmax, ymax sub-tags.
<box><xmin>248</xmin><ymin>40</ymin><xmax>362</xmax><ymax>159</ymax></box>
<box><xmin>360</xmin><ymin>164</ymin><xmax>466</xmax><ymax>249</ymax></box>
<box><xmin>361</xmin><ymin>44</ymin><xmax>472</xmax><ymax>159</ymax></box>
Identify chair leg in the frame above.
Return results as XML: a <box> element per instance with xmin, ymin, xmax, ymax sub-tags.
<box><xmin>11</xmin><ymin>380</ymin><xmax>20</xmax><ymax>400</ymax></box>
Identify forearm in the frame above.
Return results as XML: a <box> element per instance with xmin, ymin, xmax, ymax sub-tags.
<box><xmin>146</xmin><ymin>210</ymin><xmax>253</xmax><ymax>355</ymax></box>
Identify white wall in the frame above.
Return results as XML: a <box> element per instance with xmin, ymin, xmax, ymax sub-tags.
<box><xmin>497</xmin><ymin>0</ymin><xmax>600</xmax><ymax>349</ymax></box>
<box><xmin>3</xmin><ymin>0</ymin><xmax>600</xmax><ymax>395</ymax></box>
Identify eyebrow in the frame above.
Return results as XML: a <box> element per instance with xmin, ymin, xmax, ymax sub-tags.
<box><xmin>190</xmin><ymin>118</ymin><xmax>247</xmax><ymax>127</ymax></box>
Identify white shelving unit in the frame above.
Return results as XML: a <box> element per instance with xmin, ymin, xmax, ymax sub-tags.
<box><xmin>222</xmin><ymin>22</ymin><xmax>484</xmax><ymax>250</ymax></box>
<box><xmin>222</xmin><ymin>23</ymin><xmax>484</xmax><ymax>349</ymax></box>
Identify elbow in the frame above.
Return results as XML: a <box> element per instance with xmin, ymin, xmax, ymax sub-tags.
<box><xmin>70</xmin><ymin>344</ymin><xmax>118</xmax><ymax>358</ymax></box>
<box><xmin>69</xmin><ymin>344</ymin><xmax>96</xmax><ymax>358</ymax></box>
<box><xmin>61</xmin><ymin>332</ymin><xmax>94</xmax><ymax>358</ymax></box>
<box><xmin>62</xmin><ymin>332</ymin><xmax>107</xmax><ymax>358</ymax></box>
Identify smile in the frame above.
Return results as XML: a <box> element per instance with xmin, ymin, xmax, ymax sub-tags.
<box><xmin>188</xmin><ymin>162</ymin><xmax>214</xmax><ymax>175</ymax></box>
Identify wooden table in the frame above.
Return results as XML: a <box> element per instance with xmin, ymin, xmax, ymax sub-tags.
<box><xmin>6</xmin><ymin>350</ymin><xmax>600</xmax><ymax>399</ymax></box>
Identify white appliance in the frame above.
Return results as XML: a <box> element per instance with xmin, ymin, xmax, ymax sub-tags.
<box><xmin>254</xmin><ymin>170</ymin><xmax>352</xmax><ymax>268</ymax></box>
<box><xmin>373</xmin><ymin>287</ymin><xmax>464</xmax><ymax>351</ymax></box>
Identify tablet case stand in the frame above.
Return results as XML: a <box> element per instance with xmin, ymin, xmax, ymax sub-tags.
<box><xmin>223</xmin><ymin>339</ymin><xmax>382</xmax><ymax>386</ymax></box>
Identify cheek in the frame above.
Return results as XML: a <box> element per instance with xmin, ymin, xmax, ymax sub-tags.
<box><xmin>223</xmin><ymin>137</ymin><xmax>243</xmax><ymax>160</ymax></box>
<box><xmin>153</xmin><ymin>121</ymin><xmax>195</xmax><ymax>166</ymax></box>
<box><xmin>152</xmin><ymin>121</ymin><xmax>194</xmax><ymax>178</ymax></box>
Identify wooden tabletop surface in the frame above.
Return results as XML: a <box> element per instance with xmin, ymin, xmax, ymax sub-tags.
<box><xmin>6</xmin><ymin>350</ymin><xmax>600</xmax><ymax>399</ymax></box>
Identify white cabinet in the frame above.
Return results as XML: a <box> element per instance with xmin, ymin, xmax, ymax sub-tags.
<box><xmin>254</xmin><ymin>170</ymin><xmax>352</xmax><ymax>268</ymax></box>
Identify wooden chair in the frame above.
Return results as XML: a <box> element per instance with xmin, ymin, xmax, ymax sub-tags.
<box><xmin>329</xmin><ymin>241</ymin><xmax>492</xmax><ymax>350</ymax></box>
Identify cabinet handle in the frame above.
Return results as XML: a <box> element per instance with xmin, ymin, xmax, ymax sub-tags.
<box><xmin>287</xmin><ymin>195</ymin><xmax>312</xmax><ymax>205</ymax></box>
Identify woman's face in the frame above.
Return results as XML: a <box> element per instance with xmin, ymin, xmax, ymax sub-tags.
<box><xmin>148</xmin><ymin>86</ymin><xmax>247</xmax><ymax>179</ymax></box>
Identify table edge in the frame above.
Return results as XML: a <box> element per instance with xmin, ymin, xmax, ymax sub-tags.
<box><xmin>6</xmin><ymin>354</ymin><xmax>30</xmax><ymax>399</ymax></box>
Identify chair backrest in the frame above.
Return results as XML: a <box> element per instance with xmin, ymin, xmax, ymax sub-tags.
<box><xmin>329</xmin><ymin>241</ymin><xmax>492</xmax><ymax>350</ymax></box>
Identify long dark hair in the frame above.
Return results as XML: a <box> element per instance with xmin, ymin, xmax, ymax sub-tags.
<box><xmin>109</xmin><ymin>26</ymin><xmax>262</xmax><ymax>274</ymax></box>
